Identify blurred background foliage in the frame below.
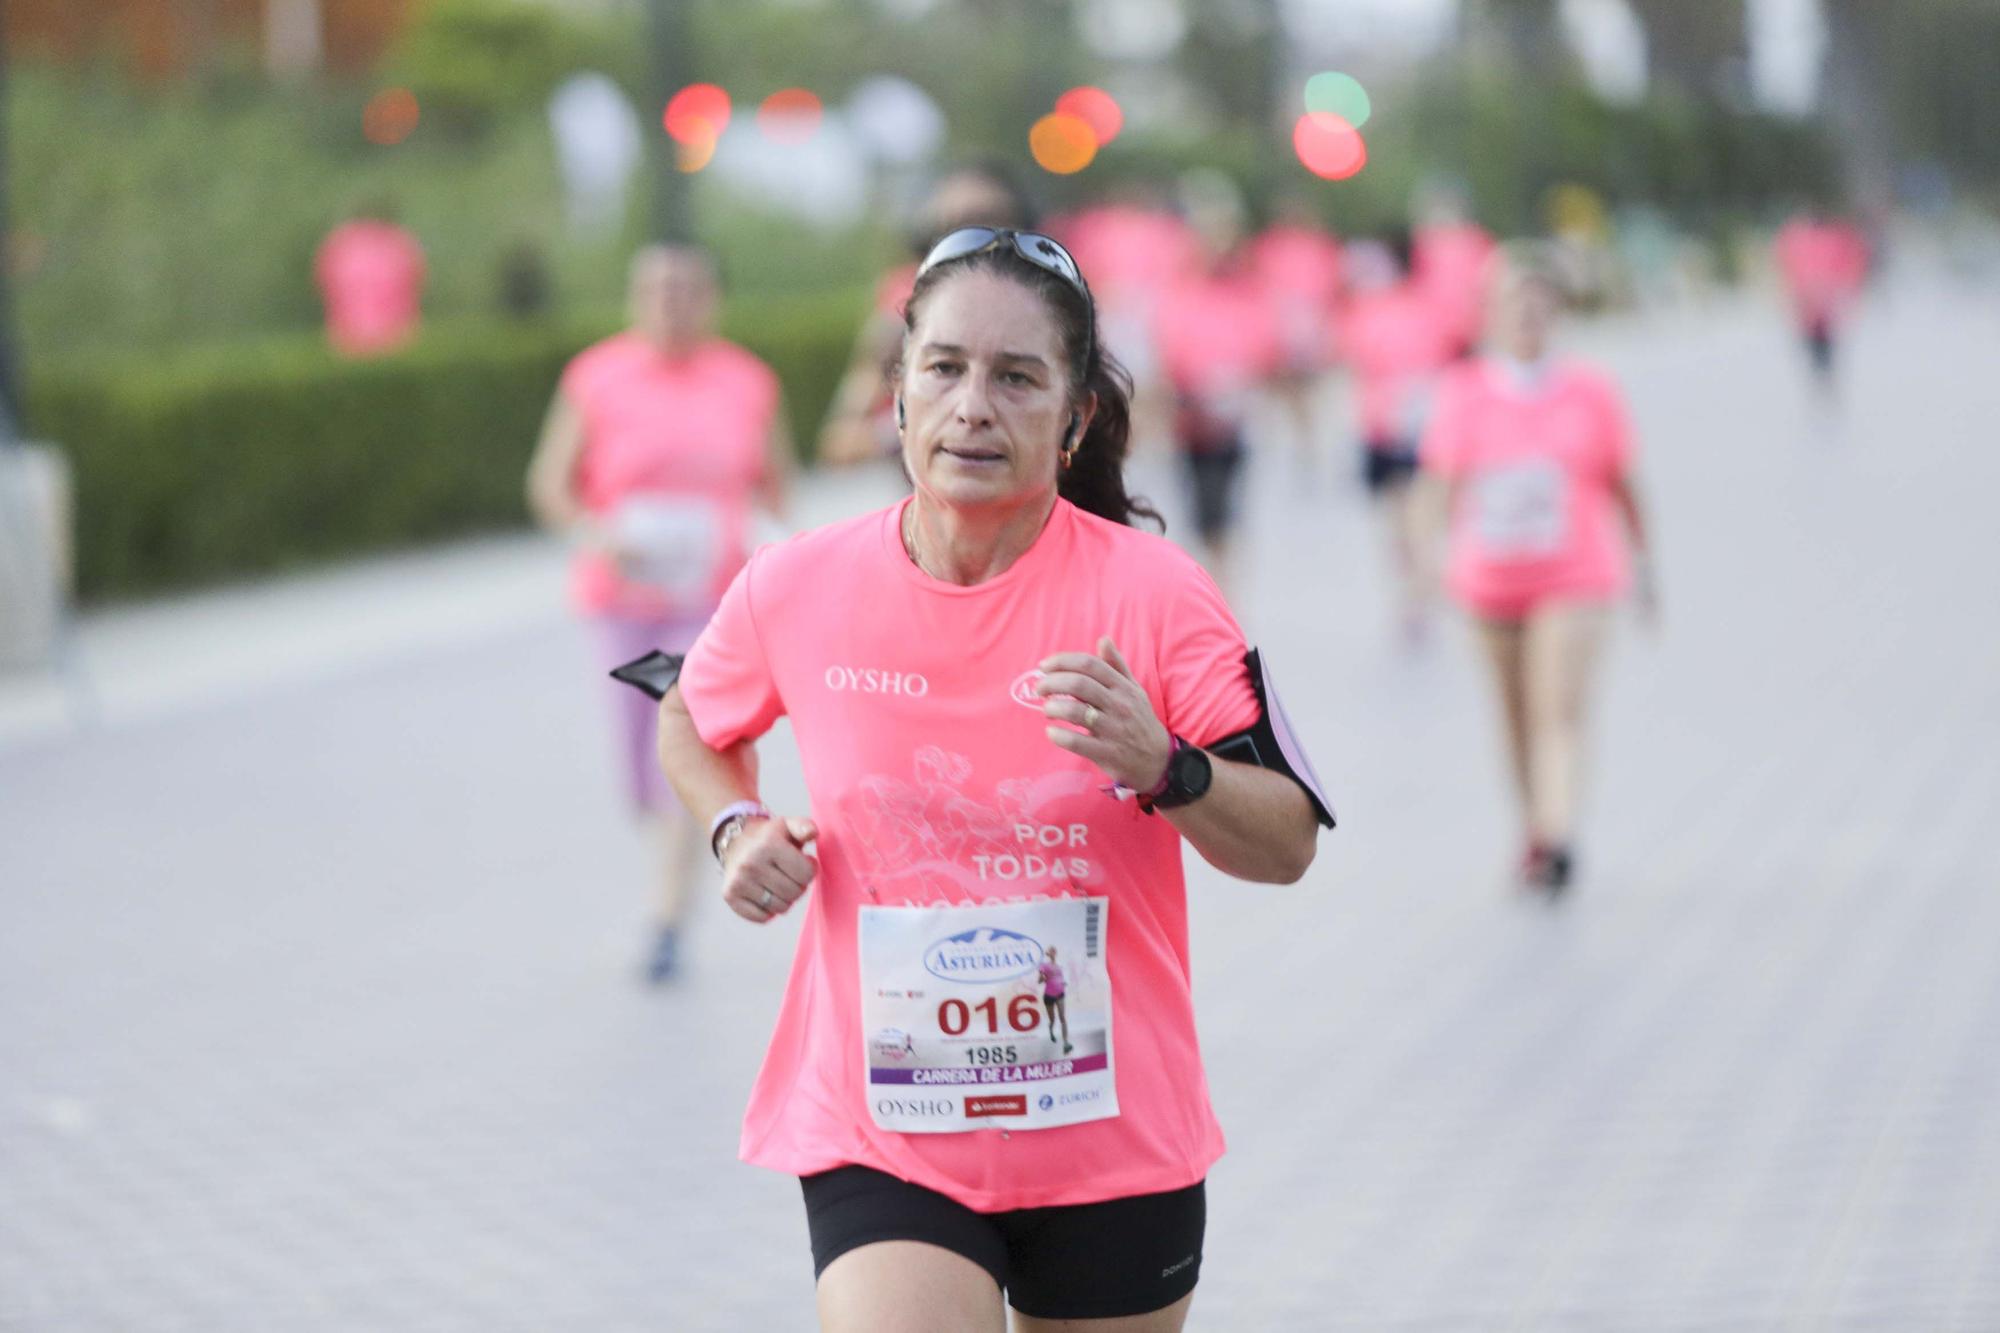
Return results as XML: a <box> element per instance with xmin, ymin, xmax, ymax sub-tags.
<box><xmin>8</xmin><ymin>0</ymin><xmax>1998</xmax><ymax>599</ymax></box>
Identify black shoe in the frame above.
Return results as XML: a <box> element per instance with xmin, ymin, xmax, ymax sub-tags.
<box><xmin>1519</xmin><ymin>843</ymin><xmax>1575</xmax><ymax>897</ymax></box>
<box><xmin>1540</xmin><ymin>846</ymin><xmax>1575</xmax><ymax>897</ymax></box>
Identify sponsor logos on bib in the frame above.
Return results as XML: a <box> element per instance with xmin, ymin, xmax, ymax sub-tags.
<box><xmin>875</xmin><ymin>1097</ymin><xmax>953</xmax><ymax>1119</ymax></box>
<box><xmin>923</xmin><ymin>927</ymin><xmax>1042</xmax><ymax>985</ymax></box>
<box><xmin>824</xmin><ymin>665</ymin><xmax>930</xmax><ymax>696</ymax></box>
<box><xmin>964</xmin><ymin>1094</ymin><xmax>1028</xmax><ymax>1119</ymax></box>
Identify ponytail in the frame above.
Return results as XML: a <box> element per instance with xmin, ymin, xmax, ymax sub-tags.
<box><xmin>1059</xmin><ymin>348</ymin><xmax>1161</xmax><ymax>531</ymax></box>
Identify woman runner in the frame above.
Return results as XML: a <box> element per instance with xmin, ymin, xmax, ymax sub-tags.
<box><xmin>1418</xmin><ymin>250</ymin><xmax>1656</xmax><ymax>894</ymax></box>
<box><xmin>655</xmin><ymin>227</ymin><xmax>1333</xmax><ymax>1330</ymax></box>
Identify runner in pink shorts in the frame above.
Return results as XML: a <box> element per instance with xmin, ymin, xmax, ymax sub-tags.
<box><xmin>1418</xmin><ymin>248</ymin><xmax>1657</xmax><ymax>894</ymax></box>
<box><xmin>527</xmin><ymin>245</ymin><xmax>794</xmax><ymax>981</ymax></box>
<box><xmin>652</xmin><ymin>227</ymin><xmax>1333</xmax><ymax>1330</ymax></box>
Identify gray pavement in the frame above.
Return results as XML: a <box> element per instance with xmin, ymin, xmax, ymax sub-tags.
<box><xmin>4</xmin><ymin>272</ymin><xmax>2000</xmax><ymax>1331</ymax></box>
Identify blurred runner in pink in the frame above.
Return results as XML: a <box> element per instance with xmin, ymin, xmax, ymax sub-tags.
<box><xmin>1413</xmin><ymin>192</ymin><xmax>1498</xmax><ymax>359</ymax></box>
<box><xmin>527</xmin><ymin>245</ymin><xmax>794</xmax><ymax>982</ymax></box>
<box><xmin>1055</xmin><ymin>185</ymin><xmax>1200</xmax><ymax>454</ymax></box>
<box><xmin>1419</xmin><ymin>249</ymin><xmax>1657</xmax><ymax>895</ymax></box>
<box><xmin>1153</xmin><ymin>187</ymin><xmax>1283</xmax><ymax>594</ymax></box>
<box><xmin>1251</xmin><ymin>201</ymin><xmax>1343</xmax><ymax>478</ymax></box>
<box><xmin>1337</xmin><ymin>234</ymin><xmax>1459</xmax><ymax>640</ymax></box>
<box><xmin>314</xmin><ymin>205</ymin><xmax>425</xmax><ymax>356</ymax></box>
<box><xmin>1774</xmin><ymin>209</ymin><xmax>1871</xmax><ymax>395</ymax></box>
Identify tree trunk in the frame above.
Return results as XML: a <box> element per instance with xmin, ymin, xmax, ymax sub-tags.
<box><xmin>1820</xmin><ymin>0</ymin><xmax>1896</xmax><ymax>216</ymax></box>
<box><xmin>265</xmin><ymin>0</ymin><xmax>323</xmax><ymax>79</ymax></box>
<box><xmin>644</xmin><ymin>0</ymin><xmax>693</xmax><ymax>243</ymax></box>
<box><xmin>1459</xmin><ymin>0</ymin><xmax>1571</xmax><ymax>76</ymax></box>
<box><xmin>1628</xmin><ymin>0</ymin><xmax>1748</xmax><ymax>102</ymax></box>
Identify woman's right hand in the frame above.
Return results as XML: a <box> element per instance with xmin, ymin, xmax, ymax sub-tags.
<box><xmin>721</xmin><ymin>817</ymin><xmax>819</xmax><ymax>923</ymax></box>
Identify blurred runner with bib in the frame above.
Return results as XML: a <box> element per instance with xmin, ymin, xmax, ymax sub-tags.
<box><xmin>527</xmin><ymin>246</ymin><xmax>794</xmax><ymax>982</ymax></box>
<box><xmin>1419</xmin><ymin>249</ymin><xmax>1656</xmax><ymax>895</ymax></box>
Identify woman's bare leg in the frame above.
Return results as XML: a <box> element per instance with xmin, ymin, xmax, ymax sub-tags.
<box><xmin>1473</xmin><ymin>616</ymin><xmax>1533</xmax><ymax>840</ymax></box>
<box><xmin>1521</xmin><ymin>602</ymin><xmax>1612</xmax><ymax>847</ymax></box>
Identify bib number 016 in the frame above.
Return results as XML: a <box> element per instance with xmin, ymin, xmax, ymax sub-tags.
<box><xmin>938</xmin><ymin>994</ymin><xmax>1043</xmax><ymax>1037</ymax></box>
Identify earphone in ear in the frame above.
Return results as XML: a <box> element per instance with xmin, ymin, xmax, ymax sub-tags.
<box><xmin>896</xmin><ymin>397</ymin><xmax>906</xmax><ymax>429</ymax></box>
<box><xmin>1065</xmin><ymin>412</ymin><xmax>1081</xmax><ymax>449</ymax></box>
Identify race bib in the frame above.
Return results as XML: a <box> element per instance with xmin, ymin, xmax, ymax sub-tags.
<box><xmin>860</xmin><ymin>897</ymin><xmax>1117</xmax><ymax>1134</ymax></box>
<box><xmin>1472</xmin><ymin>459</ymin><xmax>1569</xmax><ymax>557</ymax></box>
<box><xmin>613</xmin><ymin>495</ymin><xmax>721</xmax><ymax>603</ymax></box>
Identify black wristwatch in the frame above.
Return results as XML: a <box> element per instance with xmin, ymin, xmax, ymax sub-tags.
<box><xmin>1139</xmin><ymin>735</ymin><xmax>1213</xmax><ymax>813</ymax></box>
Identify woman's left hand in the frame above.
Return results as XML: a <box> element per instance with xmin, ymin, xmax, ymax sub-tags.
<box><xmin>1037</xmin><ymin>637</ymin><xmax>1174</xmax><ymax>793</ymax></box>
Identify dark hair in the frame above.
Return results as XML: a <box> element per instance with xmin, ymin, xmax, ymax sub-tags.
<box><xmin>901</xmin><ymin>247</ymin><xmax>1161</xmax><ymax>531</ymax></box>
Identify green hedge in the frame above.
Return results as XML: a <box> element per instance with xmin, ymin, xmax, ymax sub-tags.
<box><xmin>25</xmin><ymin>289</ymin><xmax>864</xmax><ymax>602</ymax></box>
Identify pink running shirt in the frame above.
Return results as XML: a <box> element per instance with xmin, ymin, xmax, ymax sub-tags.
<box><xmin>1413</xmin><ymin>221</ymin><xmax>1497</xmax><ymax>351</ymax></box>
<box><xmin>1038</xmin><ymin>960</ymin><xmax>1067</xmax><ymax>999</ymax></box>
<box><xmin>677</xmin><ymin>497</ymin><xmax>1263</xmax><ymax>1212</ymax></box>
<box><xmin>562</xmin><ymin>333</ymin><xmax>780</xmax><ymax>617</ymax></box>
<box><xmin>1152</xmin><ymin>269</ymin><xmax>1284</xmax><ymax>402</ymax></box>
<box><xmin>1421</xmin><ymin>359</ymin><xmax>1636</xmax><ymax>617</ymax></box>
<box><xmin>315</xmin><ymin>221</ymin><xmax>425</xmax><ymax>356</ymax></box>
<box><xmin>1774</xmin><ymin>219</ymin><xmax>1869</xmax><ymax>327</ymax></box>
<box><xmin>1337</xmin><ymin>285</ymin><xmax>1458</xmax><ymax>445</ymax></box>
<box><xmin>1251</xmin><ymin>225</ymin><xmax>1344</xmax><ymax>371</ymax></box>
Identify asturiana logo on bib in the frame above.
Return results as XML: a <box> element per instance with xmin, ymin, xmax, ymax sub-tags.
<box><xmin>923</xmin><ymin>927</ymin><xmax>1042</xmax><ymax>985</ymax></box>
<box><xmin>824</xmin><ymin>665</ymin><xmax>929</xmax><ymax>697</ymax></box>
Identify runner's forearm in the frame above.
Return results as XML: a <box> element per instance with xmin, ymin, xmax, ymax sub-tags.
<box><xmin>658</xmin><ymin>685</ymin><xmax>762</xmax><ymax>830</ymax></box>
<box><xmin>1164</xmin><ymin>757</ymin><xmax>1317</xmax><ymax>884</ymax></box>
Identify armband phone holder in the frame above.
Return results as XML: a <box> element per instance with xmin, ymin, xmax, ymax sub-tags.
<box><xmin>609</xmin><ymin>650</ymin><xmax>685</xmax><ymax>701</ymax></box>
<box><xmin>1205</xmin><ymin>648</ymin><xmax>1336</xmax><ymax>828</ymax></box>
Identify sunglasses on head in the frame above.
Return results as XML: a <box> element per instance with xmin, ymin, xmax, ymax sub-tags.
<box><xmin>915</xmin><ymin>227</ymin><xmax>1096</xmax><ymax>363</ymax></box>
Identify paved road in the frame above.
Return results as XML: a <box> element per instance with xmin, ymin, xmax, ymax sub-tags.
<box><xmin>4</xmin><ymin>272</ymin><xmax>1999</xmax><ymax>1331</ymax></box>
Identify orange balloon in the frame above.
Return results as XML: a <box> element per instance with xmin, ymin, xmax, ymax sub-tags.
<box><xmin>363</xmin><ymin>89</ymin><xmax>420</xmax><ymax>147</ymax></box>
<box><xmin>1030</xmin><ymin>113</ymin><xmax>1098</xmax><ymax>175</ymax></box>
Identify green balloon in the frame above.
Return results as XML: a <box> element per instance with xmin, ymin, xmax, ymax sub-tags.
<box><xmin>1304</xmin><ymin>72</ymin><xmax>1371</xmax><ymax>128</ymax></box>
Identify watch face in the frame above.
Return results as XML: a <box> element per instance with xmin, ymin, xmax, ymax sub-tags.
<box><xmin>1171</xmin><ymin>744</ymin><xmax>1214</xmax><ymax>800</ymax></box>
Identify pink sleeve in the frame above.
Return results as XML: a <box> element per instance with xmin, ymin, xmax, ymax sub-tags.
<box><xmin>678</xmin><ymin>554</ymin><xmax>785</xmax><ymax>748</ymax></box>
<box><xmin>1592</xmin><ymin>375</ymin><xmax>1636</xmax><ymax>477</ymax></box>
<box><xmin>559</xmin><ymin>346</ymin><xmax>599</xmax><ymax>407</ymax></box>
<box><xmin>1154</xmin><ymin>564</ymin><xmax>1260</xmax><ymax>747</ymax></box>
<box><xmin>1419</xmin><ymin>370</ymin><xmax>1474</xmax><ymax>478</ymax></box>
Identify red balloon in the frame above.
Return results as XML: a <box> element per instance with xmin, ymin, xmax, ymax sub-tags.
<box><xmin>665</xmin><ymin>84</ymin><xmax>732</xmax><ymax>145</ymax></box>
<box><xmin>1055</xmin><ymin>87</ymin><xmax>1123</xmax><ymax>146</ymax></box>
<box><xmin>1293</xmin><ymin>112</ymin><xmax>1367</xmax><ymax>180</ymax></box>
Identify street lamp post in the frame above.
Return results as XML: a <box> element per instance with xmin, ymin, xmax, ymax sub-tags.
<box><xmin>645</xmin><ymin>0</ymin><xmax>694</xmax><ymax>244</ymax></box>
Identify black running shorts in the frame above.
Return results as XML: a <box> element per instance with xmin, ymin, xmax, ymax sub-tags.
<box><xmin>1181</xmin><ymin>441</ymin><xmax>1246</xmax><ymax>543</ymax></box>
<box><xmin>1362</xmin><ymin>439</ymin><xmax>1420</xmax><ymax>494</ymax></box>
<box><xmin>801</xmin><ymin>1164</ymin><xmax>1206</xmax><ymax>1320</ymax></box>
